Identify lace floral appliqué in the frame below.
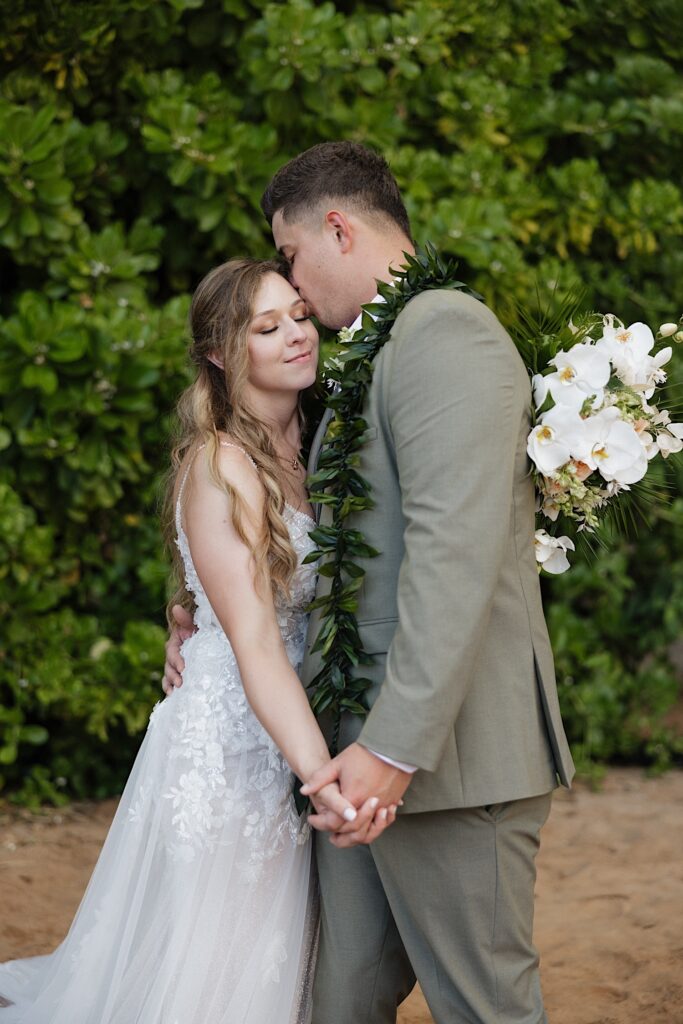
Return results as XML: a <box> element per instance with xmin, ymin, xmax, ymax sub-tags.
<box><xmin>138</xmin><ymin>502</ymin><xmax>317</xmax><ymax>870</ymax></box>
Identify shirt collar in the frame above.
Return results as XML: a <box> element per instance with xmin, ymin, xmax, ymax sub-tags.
<box><xmin>349</xmin><ymin>292</ymin><xmax>384</xmax><ymax>333</ymax></box>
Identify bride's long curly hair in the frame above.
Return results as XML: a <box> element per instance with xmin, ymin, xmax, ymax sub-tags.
<box><xmin>163</xmin><ymin>258</ymin><xmax>310</xmax><ymax>625</ymax></box>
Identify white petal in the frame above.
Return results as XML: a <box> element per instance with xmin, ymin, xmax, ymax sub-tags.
<box><xmin>543</xmin><ymin>546</ymin><xmax>572</xmax><ymax>574</ymax></box>
<box><xmin>623</xmin><ymin>322</ymin><xmax>655</xmax><ymax>355</ymax></box>
<box><xmin>653</xmin><ymin>346</ymin><xmax>672</xmax><ymax>368</ymax></box>
<box><xmin>547</xmin><ymin>374</ymin><xmax>588</xmax><ymax>409</ymax></box>
<box><xmin>527</xmin><ymin>423</ymin><xmax>571</xmax><ymax>474</ymax></box>
<box><xmin>532</xmin><ymin>373</ymin><xmax>549</xmax><ymax>410</ymax></box>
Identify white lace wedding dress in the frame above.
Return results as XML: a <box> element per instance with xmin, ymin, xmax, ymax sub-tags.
<box><xmin>0</xmin><ymin>443</ymin><xmax>319</xmax><ymax>1023</ymax></box>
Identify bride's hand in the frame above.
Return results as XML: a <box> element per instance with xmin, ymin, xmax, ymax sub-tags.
<box><xmin>328</xmin><ymin>796</ymin><xmax>399</xmax><ymax>848</ymax></box>
<box><xmin>308</xmin><ymin>784</ymin><xmax>398</xmax><ymax>844</ymax></box>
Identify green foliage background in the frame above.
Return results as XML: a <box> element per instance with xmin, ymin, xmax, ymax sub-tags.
<box><xmin>1</xmin><ymin>0</ymin><xmax>682</xmax><ymax>805</ymax></box>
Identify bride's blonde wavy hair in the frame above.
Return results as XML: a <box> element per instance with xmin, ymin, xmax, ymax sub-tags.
<box><xmin>163</xmin><ymin>257</ymin><xmax>310</xmax><ymax>625</ymax></box>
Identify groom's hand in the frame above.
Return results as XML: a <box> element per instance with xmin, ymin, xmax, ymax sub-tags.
<box><xmin>161</xmin><ymin>604</ymin><xmax>195</xmax><ymax>695</ymax></box>
<box><xmin>302</xmin><ymin>743</ymin><xmax>412</xmax><ymax>847</ymax></box>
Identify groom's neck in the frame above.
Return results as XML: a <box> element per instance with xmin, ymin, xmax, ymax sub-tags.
<box><xmin>342</xmin><ymin>227</ymin><xmax>416</xmax><ymax>325</ymax></box>
<box><xmin>355</xmin><ymin>238</ymin><xmax>416</xmax><ymax>308</ymax></box>
<box><xmin>372</xmin><ymin>237</ymin><xmax>416</xmax><ymax>287</ymax></box>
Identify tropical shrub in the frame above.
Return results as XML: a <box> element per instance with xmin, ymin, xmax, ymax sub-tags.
<box><xmin>1</xmin><ymin>0</ymin><xmax>682</xmax><ymax>803</ymax></box>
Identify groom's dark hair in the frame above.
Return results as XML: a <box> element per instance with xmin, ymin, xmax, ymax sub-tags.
<box><xmin>261</xmin><ymin>141</ymin><xmax>412</xmax><ymax>239</ymax></box>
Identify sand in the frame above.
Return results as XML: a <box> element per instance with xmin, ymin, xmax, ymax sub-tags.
<box><xmin>1</xmin><ymin>767</ymin><xmax>682</xmax><ymax>1023</ymax></box>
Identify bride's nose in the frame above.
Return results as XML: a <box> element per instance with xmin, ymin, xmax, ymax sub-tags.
<box><xmin>284</xmin><ymin>317</ymin><xmax>309</xmax><ymax>345</ymax></box>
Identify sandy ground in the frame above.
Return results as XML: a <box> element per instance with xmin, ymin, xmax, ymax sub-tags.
<box><xmin>1</xmin><ymin>767</ymin><xmax>682</xmax><ymax>1023</ymax></box>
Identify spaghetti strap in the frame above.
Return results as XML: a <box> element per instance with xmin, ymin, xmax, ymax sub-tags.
<box><xmin>217</xmin><ymin>440</ymin><xmax>259</xmax><ymax>471</ymax></box>
<box><xmin>175</xmin><ymin>440</ymin><xmax>259</xmax><ymax>536</ymax></box>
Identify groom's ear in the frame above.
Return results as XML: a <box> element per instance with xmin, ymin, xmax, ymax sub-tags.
<box><xmin>324</xmin><ymin>210</ymin><xmax>353</xmax><ymax>253</ymax></box>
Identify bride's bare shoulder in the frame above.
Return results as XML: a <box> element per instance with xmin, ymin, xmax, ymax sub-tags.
<box><xmin>188</xmin><ymin>434</ymin><xmax>265</xmax><ymax>516</ymax></box>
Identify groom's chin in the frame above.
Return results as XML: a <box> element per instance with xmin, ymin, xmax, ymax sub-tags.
<box><xmin>313</xmin><ymin>314</ymin><xmax>344</xmax><ymax>332</ymax></box>
<box><xmin>309</xmin><ymin>302</ymin><xmax>354</xmax><ymax>332</ymax></box>
<box><xmin>311</xmin><ymin>309</ymin><xmax>338</xmax><ymax>331</ymax></box>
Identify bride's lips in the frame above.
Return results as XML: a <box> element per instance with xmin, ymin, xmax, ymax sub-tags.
<box><xmin>285</xmin><ymin>351</ymin><xmax>312</xmax><ymax>364</ymax></box>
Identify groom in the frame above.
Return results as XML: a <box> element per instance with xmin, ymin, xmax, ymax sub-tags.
<box><xmin>165</xmin><ymin>141</ymin><xmax>575</xmax><ymax>1023</ymax></box>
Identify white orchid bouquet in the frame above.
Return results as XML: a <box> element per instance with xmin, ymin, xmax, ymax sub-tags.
<box><xmin>524</xmin><ymin>312</ymin><xmax>683</xmax><ymax>574</ymax></box>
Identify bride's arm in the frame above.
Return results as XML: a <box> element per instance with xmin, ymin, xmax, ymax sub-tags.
<box><xmin>183</xmin><ymin>445</ymin><xmax>335</xmax><ymax>785</ymax></box>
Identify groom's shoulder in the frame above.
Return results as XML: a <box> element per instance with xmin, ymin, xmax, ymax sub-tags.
<box><xmin>394</xmin><ymin>287</ymin><xmax>505</xmax><ymax>339</ymax></box>
<box><xmin>389</xmin><ymin>289</ymin><xmax>523</xmax><ymax>380</ymax></box>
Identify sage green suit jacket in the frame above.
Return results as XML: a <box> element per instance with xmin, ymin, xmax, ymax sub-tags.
<box><xmin>301</xmin><ymin>289</ymin><xmax>575</xmax><ymax>813</ymax></box>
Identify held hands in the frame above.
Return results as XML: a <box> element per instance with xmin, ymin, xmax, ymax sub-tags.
<box><xmin>308</xmin><ymin>784</ymin><xmax>399</xmax><ymax>846</ymax></box>
<box><xmin>302</xmin><ymin>743</ymin><xmax>413</xmax><ymax>848</ymax></box>
<box><xmin>161</xmin><ymin>605</ymin><xmax>196</xmax><ymax>695</ymax></box>
<box><xmin>162</xmin><ymin>611</ymin><xmax>408</xmax><ymax>847</ymax></box>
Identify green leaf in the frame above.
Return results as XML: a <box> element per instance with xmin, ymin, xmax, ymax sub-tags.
<box><xmin>357</xmin><ymin>67</ymin><xmax>385</xmax><ymax>94</ymax></box>
<box><xmin>21</xmin><ymin>364</ymin><xmax>58</xmax><ymax>394</ymax></box>
<box><xmin>19</xmin><ymin>206</ymin><xmax>41</xmax><ymax>237</ymax></box>
<box><xmin>339</xmin><ymin>699</ymin><xmax>368</xmax><ymax>716</ymax></box>
<box><xmin>37</xmin><ymin>178</ymin><xmax>73</xmax><ymax>205</ymax></box>
<box><xmin>20</xmin><ymin>725</ymin><xmax>49</xmax><ymax>745</ymax></box>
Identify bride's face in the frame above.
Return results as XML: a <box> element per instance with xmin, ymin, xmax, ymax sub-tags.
<box><xmin>245</xmin><ymin>273</ymin><xmax>319</xmax><ymax>397</ymax></box>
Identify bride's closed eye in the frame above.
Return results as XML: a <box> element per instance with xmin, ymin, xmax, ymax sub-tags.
<box><xmin>259</xmin><ymin>314</ymin><xmax>310</xmax><ymax>336</ymax></box>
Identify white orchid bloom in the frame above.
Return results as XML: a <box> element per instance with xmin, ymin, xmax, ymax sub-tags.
<box><xmin>545</xmin><ymin>342</ymin><xmax>611</xmax><ymax>410</ymax></box>
<box><xmin>573</xmin><ymin>406</ymin><xmax>648</xmax><ymax>484</ymax></box>
<box><xmin>611</xmin><ymin>345</ymin><xmax>671</xmax><ymax>398</ymax></box>
<box><xmin>534</xmin><ymin>530</ymin><xmax>575</xmax><ymax>574</ymax></box>
<box><xmin>646</xmin><ymin>346</ymin><xmax>672</xmax><ymax>390</ymax></box>
<box><xmin>659</xmin><ymin>323</ymin><xmax>679</xmax><ymax>338</ymax></box>
<box><xmin>526</xmin><ymin>403</ymin><xmax>575</xmax><ymax>474</ymax></box>
<box><xmin>638</xmin><ymin>431</ymin><xmax>659</xmax><ymax>460</ymax></box>
<box><xmin>537</xmin><ymin>403</ymin><xmax>590</xmax><ymax>459</ymax></box>
<box><xmin>595</xmin><ymin>320</ymin><xmax>668</xmax><ymax>395</ymax></box>
<box><xmin>597</xmin><ymin>320</ymin><xmax>654</xmax><ymax>363</ymax></box>
<box><xmin>656</xmin><ymin>424</ymin><xmax>683</xmax><ymax>458</ymax></box>
<box><xmin>651</xmin><ymin>407</ymin><xmax>671</xmax><ymax>426</ymax></box>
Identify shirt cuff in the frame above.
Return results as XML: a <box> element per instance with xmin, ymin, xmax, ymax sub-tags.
<box><xmin>366</xmin><ymin>748</ymin><xmax>418</xmax><ymax>774</ymax></box>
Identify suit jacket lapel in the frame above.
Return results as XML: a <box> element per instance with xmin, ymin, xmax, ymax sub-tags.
<box><xmin>307</xmin><ymin>406</ymin><xmax>334</xmax><ymax>524</ymax></box>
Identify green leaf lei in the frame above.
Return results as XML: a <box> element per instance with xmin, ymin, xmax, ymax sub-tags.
<box><xmin>302</xmin><ymin>243</ymin><xmax>479</xmax><ymax>753</ymax></box>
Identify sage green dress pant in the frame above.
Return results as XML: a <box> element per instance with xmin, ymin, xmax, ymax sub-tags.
<box><xmin>312</xmin><ymin>791</ymin><xmax>553</xmax><ymax>1024</ymax></box>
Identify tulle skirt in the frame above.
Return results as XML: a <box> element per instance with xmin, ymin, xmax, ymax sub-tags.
<box><xmin>0</xmin><ymin>666</ymin><xmax>317</xmax><ymax>1024</ymax></box>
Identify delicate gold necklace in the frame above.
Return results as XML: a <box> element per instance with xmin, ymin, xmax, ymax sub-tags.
<box><xmin>277</xmin><ymin>451</ymin><xmax>300</xmax><ymax>472</ymax></box>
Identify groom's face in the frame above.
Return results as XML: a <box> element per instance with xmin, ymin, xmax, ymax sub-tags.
<box><xmin>271</xmin><ymin>211</ymin><xmax>361</xmax><ymax>331</ymax></box>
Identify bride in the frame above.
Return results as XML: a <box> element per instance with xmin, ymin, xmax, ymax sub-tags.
<box><xmin>0</xmin><ymin>258</ymin><xmax>396</xmax><ymax>1023</ymax></box>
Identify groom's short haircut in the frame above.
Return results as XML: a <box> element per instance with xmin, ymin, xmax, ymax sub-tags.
<box><xmin>261</xmin><ymin>141</ymin><xmax>412</xmax><ymax>239</ymax></box>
